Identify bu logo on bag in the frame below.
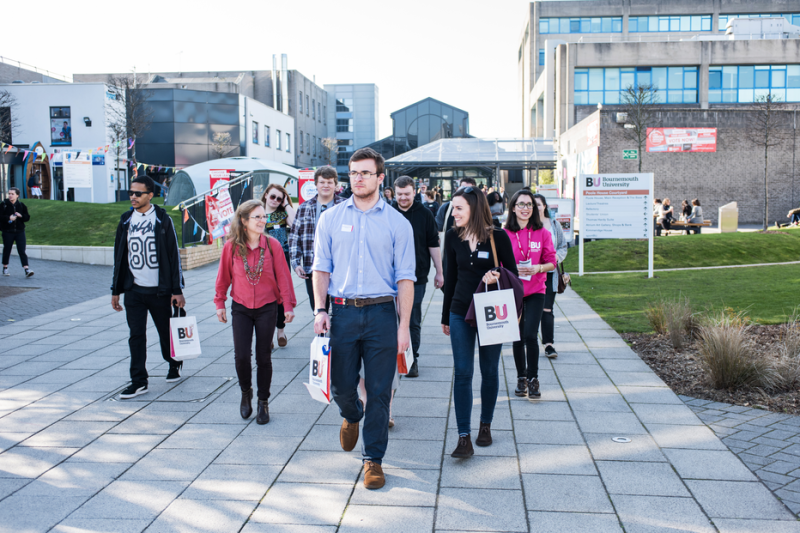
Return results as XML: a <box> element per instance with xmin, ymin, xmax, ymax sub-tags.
<box><xmin>177</xmin><ymin>326</ymin><xmax>194</xmax><ymax>340</ymax></box>
<box><xmin>484</xmin><ymin>304</ymin><xmax>508</xmax><ymax>322</ymax></box>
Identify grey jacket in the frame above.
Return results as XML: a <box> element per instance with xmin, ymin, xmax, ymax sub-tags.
<box><xmin>689</xmin><ymin>206</ymin><xmax>703</xmax><ymax>224</ymax></box>
<box><xmin>547</xmin><ymin>218</ymin><xmax>568</xmax><ymax>292</ymax></box>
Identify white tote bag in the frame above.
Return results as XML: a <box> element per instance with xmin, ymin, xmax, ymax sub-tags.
<box><xmin>169</xmin><ymin>308</ymin><xmax>202</xmax><ymax>361</ymax></box>
<box><xmin>304</xmin><ymin>336</ymin><xmax>332</xmax><ymax>404</ymax></box>
<box><xmin>473</xmin><ymin>287</ymin><xmax>520</xmax><ymax>346</ymax></box>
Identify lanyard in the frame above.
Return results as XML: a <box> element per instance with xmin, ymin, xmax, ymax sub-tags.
<box><xmin>515</xmin><ymin>229</ymin><xmax>531</xmax><ymax>261</ymax></box>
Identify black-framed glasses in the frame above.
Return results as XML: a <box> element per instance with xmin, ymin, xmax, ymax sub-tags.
<box><xmin>515</xmin><ymin>202</ymin><xmax>534</xmax><ymax>209</ymax></box>
<box><xmin>348</xmin><ymin>171</ymin><xmax>379</xmax><ymax>180</ymax></box>
<box><xmin>128</xmin><ymin>191</ymin><xmax>151</xmax><ymax>197</ymax></box>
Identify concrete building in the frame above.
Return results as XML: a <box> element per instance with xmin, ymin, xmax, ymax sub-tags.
<box><xmin>0</xmin><ymin>56</ymin><xmax>70</xmax><ymax>84</ymax></box>
<box><xmin>518</xmin><ymin>0</ymin><xmax>800</xmax><ymax>225</ymax></box>
<box><xmin>324</xmin><ymin>83</ymin><xmax>379</xmax><ymax>177</ymax></box>
<box><xmin>0</xmin><ymin>82</ymin><xmax>126</xmax><ymax>203</ymax></box>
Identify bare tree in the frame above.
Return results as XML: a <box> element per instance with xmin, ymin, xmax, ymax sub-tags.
<box><xmin>211</xmin><ymin>132</ymin><xmax>236</xmax><ymax>158</ymax></box>
<box><xmin>108</xmin><ymin>121</ymin><xmax>127</xmax><ymax>195</ymax></box>
<box><xmin>746</xmin><ymin>94</ymin><xmax>792</xmax><ymax>230</ymax></box>
<box><xmin>105</xmin><ymin>74</ymin><xmax>154</xmax><ymax>184</ymax></box>
<box><xmin>0</xmin><ymin>89</ymin><xmax>19</xmax><ymax>144</ymax></box>
<box><xmin>321</xmin><ymin>137</ymin><xmax>338</xmax><ymax>167</ymax></box>
<box><xmin>620</xmin><ymin>84</ymin><xmax>661</xmax><ymax>172</ymax></box>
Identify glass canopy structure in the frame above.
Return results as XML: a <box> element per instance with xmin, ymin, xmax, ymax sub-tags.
<box><xmin>385</xmin><ymin>138</ymin><xmax>556</xmax><ymax>191</ymax></box>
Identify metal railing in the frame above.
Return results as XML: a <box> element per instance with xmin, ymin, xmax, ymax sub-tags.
<box><xmin>0</xmin><ymin>56</ymin><xmax>72</xmax><ymax>83</ymax></box>
<box><xmin>178</xmin><ymin>172</ymin><xmax>255</xmax><ymax>248</ymax></box>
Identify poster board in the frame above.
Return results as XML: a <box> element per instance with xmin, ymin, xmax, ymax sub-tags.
<box><xmin>646</xmin><ymin>128</ymin><xmax>717</xmax><ymax>153</ymax></box>
<box><xmin>63</xmin><ymin>151</ymin><xmax>93</xmax><ymax>189</ymax></box>
<box><xmin>546</xmin><ymin>198</ymin><xmax>574</xmax><ymax>244</ymax></box>
<box><xmin>209</xmin><ymin>169</ymin><xmax>233</xmax><ymax>190</ymax></box>
<box><xmin>579</xmin><ymin>173</ymin><xmax>654</xmax><ymax>278</ymax></box>
<box><xmin>298</xmin><ymin>169</ymin><xmax>316</xmax><ymax>203</ymax></box>
<box><xmin>205</xmin><ymin>185</ymin><xmax>235</xmax><ymax>241</ymax></box>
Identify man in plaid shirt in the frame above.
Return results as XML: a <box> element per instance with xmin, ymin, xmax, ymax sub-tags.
<box><xmin>288</xmin><ymin>166</ymin><xmax>345</xmax><ymax>311</ymax></box>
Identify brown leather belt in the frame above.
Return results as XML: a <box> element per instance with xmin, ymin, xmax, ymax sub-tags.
<box><xmin>332</xmin><ymin>296</ymin><xmax>394</xmax><ymax>308</ymax></box>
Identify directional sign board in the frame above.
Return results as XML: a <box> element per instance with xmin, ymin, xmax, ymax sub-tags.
<box><xmin>579</xmin><ymin>173</ymin><xmax>654</xmax><ymax>278</ymax></box>
<box><xmin>622</xmin><ymin>149</ymin><xmax>638</xmax><ymax>160</ymax></box>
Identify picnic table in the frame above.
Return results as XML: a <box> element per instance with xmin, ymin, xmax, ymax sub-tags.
<box><xmin>653</xmin><ymin>217</ymin><xmax>712</xmax><ymax>235</ymax></box>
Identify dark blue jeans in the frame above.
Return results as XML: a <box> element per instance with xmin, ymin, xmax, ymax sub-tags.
<box><xmin>410</xmin><ymin>284</ymin><xmax>426</xmax><ymax>359</ymax></box>
<box><xmin>330</xmin><ymin>301</ymin><xmax>397</xmax><ymax>465</ymax></box>
<box><xmin>449</xmin><ymin>312</ymin><xmax>503</xmax><ymax>436</ymax></box>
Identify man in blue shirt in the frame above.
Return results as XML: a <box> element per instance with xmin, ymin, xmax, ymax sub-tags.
<box><xmin>313</xmin><ymin>147</ymin><xmax>416</xmax><ymax>490</ymax></box>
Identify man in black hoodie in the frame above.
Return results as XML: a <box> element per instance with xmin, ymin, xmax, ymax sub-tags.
<box><xmin>110</xmin><ymin>176</ymin><xmax>185</xmax><ymax>399</ymax></box>
<box><xmin>394</xmin><ymin>176</ymin><xmax>443</xmax><ymax>377</ymax></box>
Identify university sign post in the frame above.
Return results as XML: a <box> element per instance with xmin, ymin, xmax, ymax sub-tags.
<box><xmin>578</xmin><ymin>173</ymin><xmax>654</xmax><ymax>279</ymax></box>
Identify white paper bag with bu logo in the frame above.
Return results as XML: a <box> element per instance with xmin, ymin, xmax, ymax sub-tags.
<box><xmin>473</xmin><ymin>288</ymin><xmax>520</xmax><ymax>346</ymax></box>
<box><xmin>169</xmin><ymin>315</ymin><xmax>202</xmax><ymax>361</ymax></box>
<box><xmin>304</xmin><ymin>336</ymin><xmax>332</xmax><ymax>404</ymax></box>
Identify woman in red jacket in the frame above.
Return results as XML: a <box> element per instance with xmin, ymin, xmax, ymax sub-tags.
<box><xmin>215</xmin><ymin>200</ymin><xmax>297</xmax><ymax>424</ymax></box>
<box><xmin>504</xmin><ymin>189</ymin><xmax>556</xmax><ymax>400</ymax></box>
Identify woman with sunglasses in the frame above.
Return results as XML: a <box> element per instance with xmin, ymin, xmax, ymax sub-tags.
<box><xmin>505</xmin><ymin>190</ymin><xmax>556</xmax><ymax>399</ymax></box>
<box><xmin>215</xmin><ymin>200</ymin><xmax>296</xmax><ymax>423</ymax></box>
<box><xmin>533</xmin><ymin>194</ymin><xmax>568</xmax><ymax>359</ymax></box>
<box><xmin>442</xmin><ymin>187</ymin><xmax>518</xmax><ymax>458</ymax></box>
<box><xmin>261</xmin><ymin>184</ymin><xmax>296</xmax><ymax>348</ymax></box>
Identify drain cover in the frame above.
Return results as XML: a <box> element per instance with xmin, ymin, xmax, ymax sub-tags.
<box><xmin>612</xmin><ymin>437</ymin><xmax>632</xmax><ymax>443</ymax></box>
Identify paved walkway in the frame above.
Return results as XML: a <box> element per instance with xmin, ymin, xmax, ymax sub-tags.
<box><xmin>0</xmin><ymin>263</ymin><xmax>798</xmax><ymax>532</ymax></box>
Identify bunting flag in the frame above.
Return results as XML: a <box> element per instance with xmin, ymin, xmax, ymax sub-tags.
<box><xmin>128</xmin><ymin>138</ymin><xmax>135</xmax><ymax>150</ymax></box>
<box><xmin>183</xmin><ymin>209</ymin><xmax>189</xmax><ymax>223</ymax></box>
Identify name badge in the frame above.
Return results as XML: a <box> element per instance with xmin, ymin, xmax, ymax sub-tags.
<box><xmin>341</xmin><ymin>224</ymin><xmax>353</xmax><ymax>232</ymax></box>
<box><xmin>477</xmin><ymin>251</ymin><xmax>489</xmax><ymax>259</ymax></box>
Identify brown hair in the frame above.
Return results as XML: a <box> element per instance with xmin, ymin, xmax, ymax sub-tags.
<box><xmin>314</xmin><ymin>165</ymin><xmax>338</xmax><ymax>184</ymax></box>
<box><xmin>424</xmin><ymin>190</ymin><xmax>436</xmax><ymax>200</ymax></box>
<box><xmin>452</xmin><ymin>187</ymin><xmax>493</xmax><ymax>243</ymax></box>
<box><xmin>9</xmin><ymin>187</ymin><xmax>21</xmax><ymax>196</ymax></box>
<box><xmin>394</xmin><ymin>176</ymin><xmax>414</xmax><ymax>190</ymax></box>
<box><xmin>261</xmin><ymin>183</ymin><xmax>293</xmax><ymax>212</ymax></box>
<box><xmin>349</xmin><ymin>147</ymin><xmax>384</xmax><ymax>176</ymax></box>
<box><xmin>692</xmin><ymin>198</ymin><xmax>701</xmax><ymax>206</ymax></box>
<box><xmin>505</xmin><ymin>189</ymin><xmax>543</xmax><ymax>232</ymax></box>
<box><xmin>229</xmin><ymin>200</ymin><xmax>264</xmax><ymax>258</ymax></box>
<box><xmin>383</xmin><ymin>187</ymin><xmax>394</xmax><ymax>200</ymax></box>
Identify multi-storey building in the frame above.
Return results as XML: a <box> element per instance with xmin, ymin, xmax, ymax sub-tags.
<box><xmin>324</xmin><ymin>83</ymin><xmax>379</xmax><ymax>177</ymax></box>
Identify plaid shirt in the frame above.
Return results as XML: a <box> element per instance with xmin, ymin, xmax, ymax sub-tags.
<box><xmin>288</xmin><ymin>194</ymin><xmax>345</xmax><ymax>274</ymax></box>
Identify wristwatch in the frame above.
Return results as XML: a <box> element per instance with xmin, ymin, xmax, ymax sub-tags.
<box><xmin>314</xmin><ymin>308</ymin><xmax>328</xmax><ymax>316</ymax></box>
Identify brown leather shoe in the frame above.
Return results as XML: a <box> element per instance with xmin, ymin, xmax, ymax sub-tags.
<box><xmin>451</xmin><ymin>434</ymin><xmax>474</xmax><ymax>458</ymax></box>
<box><xmin>363</xmin><ymin>461</ymin><xmax>385</xmax><ymax>489</ymax></box>
<box><xmin>340</xmin><ymin>419</ymin><xmax>359</xmax><ymax>452</ymax></box>
<box><xmin>278</xmin><ymin>335</ymin><xmax>287</xmax><ymax>347</ymax></box>
<box><xmin>475</xmin><ymin>422</ymin><xmax>492</xmax><ymax>447</ymax></box>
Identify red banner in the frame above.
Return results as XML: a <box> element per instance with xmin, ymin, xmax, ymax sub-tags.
<box><xmin>646</xmin><ymin>128</ymin><xmax>717</xmax><ymax>153</ymax></box>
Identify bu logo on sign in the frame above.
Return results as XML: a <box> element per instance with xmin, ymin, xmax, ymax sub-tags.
<box><xmin>484</xmin><ymin>304</ymin><xmax>508</xmax><ymax>322</ymax></box>
<box><xmin>586</xmin><ymin>177</ymin><xmax>602</xmax><ymax>188</ymax></box>
<box><xmin>177</xmin><ymin>326</ymin><xmax>194</xmax><ymax>339</ymax></box>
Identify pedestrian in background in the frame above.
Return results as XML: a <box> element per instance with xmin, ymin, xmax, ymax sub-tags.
<box><xmin>1</xmin><ymin>188</ymin><xmax>33</xmax><ymax>278</ymax></box>
<box><xmin>422</xmin><ymin>190</ymin><xmax>439</xmax><ymax>219</ymax></box>
<box><xmin>383</xmin><ymin>186</ymin><xmax>396</xmax><ymax>207</ymax></box>
<box><xmin>442</xmin><ymin>186</ymin><xmax>518</xmax><ymax>458</ymax></box>
<box><xmin>288</xmin><ymin>166</ymin><xmax>345</xmax><ymax>312</ymax></box>
<box><xmin>215</xmin><ymin>200</ymin><xmax>296</xmax><ymax>424</ymax></box>
<box><xmin>313</xmin><ymin>147</ymin><xmax>415</xmax><ymax>490</ymax></box>
<box><xmin>111</xmin><ymin>176</ymin><xmax>184</xmax><ymax>399</ymax></box>
<box><xmin>533</xmin><ymin>194</ymin><xmax>568</xmax><ymax>360</ymax></box>
<box><xmin>505</xmin><ymin>190</ymin><xmax>556</xmax><ymax>399</ymax></box>
<box><xmin>261</xmin><ymin>184</ymin><xmax>296</xmax><ymax>349</ymax></box>
<box><xmin>28</xmin><ymin>170</ymin><xmax>43</xmax><ymax>199</ymax></box>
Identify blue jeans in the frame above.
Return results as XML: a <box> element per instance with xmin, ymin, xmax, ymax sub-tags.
<box><xmin>410</xmin><ymin>284</ymin><xmax>426</xmax><ymax>359</ymax></box>
<box><xmin>330</xmin><ymin>301</ymin><xmax>397</xmax><ymax>464</ymax></box>
<box><xmin>449</xmin><ymin>312</ymin><xmax>503</xmax><ymax>435</ymax></box>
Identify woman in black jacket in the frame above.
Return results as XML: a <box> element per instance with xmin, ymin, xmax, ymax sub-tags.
<box><xmin>442</xmin><ymin>186</ymin><xmax>518</xmax><ymax>458</ymax></box>
<box><xmin>2</xmin><ymin>188</ymin><xmax>34</xmax><ymax>277</ymax></box>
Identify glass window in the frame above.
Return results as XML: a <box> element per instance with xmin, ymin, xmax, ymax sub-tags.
<box><xmin>772</xmin><ymin>68</ymin><xmax>786</xmax><ymax>88</ymax></box>
<box><xmin>306</xmin><ymin>95</ymin><xmax>310</xmax><ymax>116</ymax></box>
<box><xmin>629</xmin><ymin>17</ymin><xmax>638</xmax><ymax>32</ymax></box>
<box><xmin>637</xmin><ymin>68</ymin><xmax>651</xmax><ymax>88</ymax></box>
<box><xmin>755</xmin><ymin>68</ymin><xmax>770</xmax><ymax>89</ymax></box>
<box><xmin>649</xmin><ymin>16</ymin><xmax>659</xmax><ymax>32</ymax></box>
<box><xmin>684</xmin><ymin>68</ymin><xmax>697</xmax><ymax>89</ymax></box>
<box><xmin>722</xmin><ymin>66</ymin><xmax>737</xmax><ymax>89</ymax></box>
<box><xmin>739</xmin><ymin>66</ymin><xmax>755</xmax><ymax>89</ymax></box>
<box><xmin>652</xmin><ymin>68</ymin><xmax>667</xmax><ymax>90</ymax></box>
<box><xmin>605</xmin><ymin>68</ymin><xmax>620</xmax><ymax>91</ymax></box>
<box><xmin>299</xmin><ymin>131</ymin><xmax>303</xmax><ymax>152</ymax></box>
<box><xmin>601</xmin><ymin>17</ymin><xmax>612</xmax><ymax>32</ymax></box>
<box><xmin>306</xmin><ymin>134</ymin><xmax>310</xmax><ymax>152</ymax></box>
<box><xmin>574</xmin><ymin>66</ymin><xmax>700</xmax><ymax>105</ymax></box>
<box><xmin>659</xmin><ymin>17</ymin><xmax>669</xmax><ymax>31</ymax></box>
<box><xmin>574</xmin><ymin>70</ymin><xmax>588</xmax><ymax>91</ymax></box>
<box><xmin>313</xmin><ymin>136</ymin><xmax>316</xmax><ymax>156</ymax></box>
<box><xmin>539</xmin><ymin>49</ymin><xmax>545</xmax><ymax>66</ymax></box>
<box><xmin>276</xmin><ymin>130</ymin><xmax>281</xmax><ymax>150</ymax></box>
<box><xmin>323</xmin><ymin>105</ymin><xmax>326</xmax><ymax>124</ymax></box>
<box><xmin>252</xmin><ymin>121</ymin><xmax>258</xmax><ymax>144</ymax></box>
<box><xmin>560</xmin><ymin>18</ymin><xmax>570</xmax><ymax>33</ymax></box>
<box><xmin>680</xmin><ymin>16</ymin><xmax>690</xmax><ymax>31</ymax></box>
<box><xmin>613</xmin><ymin>17</ymin><xmax>622</xmax><ymax>32</ymax></box>
<box><xmin>668</xmin><ymin>67</ymin><xmax>683</xmax><ymax>89</ymax></box>
<box><xmin>539</xmin><ymin>19</ymin><xmax>548</xmax><ymax>34</ymax></box>
<box><xmin>580</xmin><ymin>18</ymin><xmax>591</xmax><ymax>33</ymax></box>
<box><xmin>318</xmin><ymin>103</ymin><xmax>321</xmax><ymax>122</ymax></box>
<box><xmin>299</xmin><ymin>92</ymin><xmax>303</xmax><ymax>113</ymax></box>
<box><xmin>589</xmin><ymin>69</ymin><xmax>604</xmax><ymax>91</ymax></box>
<box><xmin>709</xmin><ymin>69</ymin><xmax>722</xmax><ymax>90</ymax></box>
<box><xmin>701</xmin><ymin>16</ymin><xmax>711</xmax><ymax>31</ymax></box>
<box><xmin>709</xmin><ymin>89</ymin><xmax>721</xmax><ymax>103</ymax></box>
<box><xmin>669</xmin><ymin>17</ymin><xmax>680</xmax><ymax>31</ymax></box>
<box><xmin>708</xmin><ymin>65</ymin><xmax>800</xmax><ymax>103</ymax></box>
<box><xmin>312</xmin><ymin>99</ymin><xmax>315</xmax><ymax>119</ymax></box>
<box><xmin>265</xmin><ymin>125</ymin><xmax>270</xmax><ymax>147</ymax></box>
<box><xmin>286</xmin><ymin>133</ymin><xmax>290</xmax><ymax>152</ymax></box>
<box><xmin>621</xmin><ymin>69</ymin><xmax>635</xmax><ymax>91</ymax></box>
<box><xmin>788</xmin><ymin>66</ymin><xmax>800</xmax><ymax>88</ymax></box>
<box><xmin>590</xmin><ymin>18</ymin><xmax>601</xmax><ymax>32</ymax></box>
<box><xmin>570</xmin><ymin>19</ymin><xmax>580</xmax><ymax>33</ymax></box>
<box><xmin>49</xmin><ymin>106</ymin><xmax>72</xmax><ymax>146</ymax></box>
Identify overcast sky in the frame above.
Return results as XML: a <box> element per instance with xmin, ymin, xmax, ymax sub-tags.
<box><xmin>2</xmin><ymin>0</ymin><xmax>532</xmax><ymax>140</ymax></box>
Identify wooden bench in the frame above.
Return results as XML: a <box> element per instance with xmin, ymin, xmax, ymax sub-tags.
<box><xmin>654</xmin><ymin>219</ymin><xmax>712</xmax><ymax>235</ymax></box>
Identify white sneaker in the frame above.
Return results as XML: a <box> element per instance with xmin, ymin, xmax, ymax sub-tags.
<box><xmin>2</xmin><ymin>268</ymin><xmax>8</xmax><ymax>277</ymax></box>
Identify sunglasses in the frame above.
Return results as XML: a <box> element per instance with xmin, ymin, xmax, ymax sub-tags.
<box><xmin>268</xmin><ymin>194</ymin><xmax>283</xmax><ymax>202</ymax></box>
<box><xmin>461</xmin><ymin>186</ymin><xmax>478</xmax><ymax>195</ymax></box>
<box><xmin>128</xmin><ymin>191</ymin><xmax>151</xmax><ymax>197</ymax></box>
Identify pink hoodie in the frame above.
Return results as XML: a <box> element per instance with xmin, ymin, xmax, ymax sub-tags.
<box><xmin>504</xmin><ymin>226</ymin><xmax>557</xmax><ymax>297</ymax></box>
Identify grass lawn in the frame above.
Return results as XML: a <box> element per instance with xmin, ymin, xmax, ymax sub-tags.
<box><xmin>570</xmin><ymin>264</ymin><xmax>800</xmax><ymax>333</ymax></box>
<box><xmin>24</xmin><ymin>198</ymin><xmax>182</xmax><ymax>247</ymax></box>
<box><xmin>561</xmin><ymin>231</ymin><xmax>800</xmax><ymax>272</ymax></box>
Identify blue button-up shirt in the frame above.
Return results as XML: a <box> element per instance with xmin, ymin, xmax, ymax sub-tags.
<box><xmin>312</xmin><ymin>196</ymin><xmax>416</xmax><ymax>298</ymax></box>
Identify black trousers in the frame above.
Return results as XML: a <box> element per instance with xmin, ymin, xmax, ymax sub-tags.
<box><xmin>276</xmin><ymin>250</ymin><xmax>291</xmax><ymax>329</ymax></box>
<box><xmin>2</xmin><ymin>231</ymin><xmax>28</xmax><ymax>267</ymax></box>
<box><xmin>231</xmin><ymin>300</ymin><xmax>277</xmax><ymax>401</ymax></box>
<box><xmin>305</xmin><ymin>276</ymin><xmax>330</xmax><ymax>313</ymax></box>
<box><xmin>124</xmin><ymin>288</ymin><xmax>178</xmax><ymax>387</ymax></box>
<box><xmin>513</xmin><ymin>293</ymin><xmax>546</xmax><ymax>380</ymax></box>
<box><xmin>541</xmin><ymin>272</ymin><xmax>557</xmax><ymax>345</ymax></box>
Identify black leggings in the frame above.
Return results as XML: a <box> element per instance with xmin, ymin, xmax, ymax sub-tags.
<box><xmin>541</xmin><ymin>272</ymin><xmax>557</xmax><ymax>345</ymax></box>
<box><xmin>2</xmin><ymin>231</ymin><xmax>28</xmax><ymax>267</ymax></box>
<box><xmin>513</xmin><ymin>293</ymin><xmax>546</xmax><ymax>380</ymax></box>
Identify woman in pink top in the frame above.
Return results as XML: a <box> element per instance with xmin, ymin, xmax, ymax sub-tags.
<box><xmin>504</xmin><ymin>190</ymin><xmax>556</xmax><ymax>400</ymax></box>
<box><xmin>215</xmin><ymin>200</ymin><xmax>297</xmax><ymax>425</ymax></box>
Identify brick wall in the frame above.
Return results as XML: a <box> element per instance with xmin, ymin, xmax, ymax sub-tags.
<box><xmin>598</xmin><ymin>109</ymin><xmax>800</xmax><ymax>225</ymax></box>
<box><xmin>179</xmin><ymin>244</ymin><xmax>222</xmax><ymax>271</ymax></box>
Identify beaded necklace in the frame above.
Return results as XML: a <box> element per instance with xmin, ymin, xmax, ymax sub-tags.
<box><xmin>241</xmin><ymin>245</ymin><xmax>265</xmax><ymax>286</ymax></box>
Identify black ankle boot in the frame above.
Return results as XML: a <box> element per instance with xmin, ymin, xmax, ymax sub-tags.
<box><xmin>451</xmin><ymin>434</ymin><xmax>474</xmax><ymax>458</ymax></box>
<box><xmin>240</xmin><ymin>388</ymin><xmax>253</xmax><ymax>419</ymax></box>
<box><xmin>475</xmin><ymin>422</ymin><xmax>492</xmax><ymax>447</ymax></box>
<box><xmin>515</xmin><ymin>377</ymin><xmax>527</xmax><ymax>397</ymax></box>
<box><xmin>527</xmin><ymin>378</ymin><xmax>541</xmax><ymax>400</ymax></box>
<box><xmin>256</xmin><ymin>399</ymin><xmax>270</xmax><ymax>425</ymax></box>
